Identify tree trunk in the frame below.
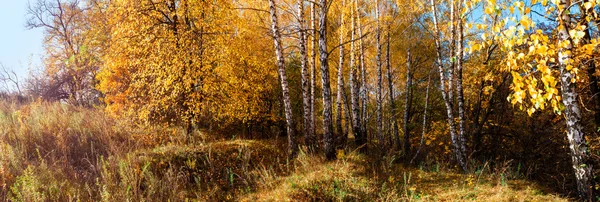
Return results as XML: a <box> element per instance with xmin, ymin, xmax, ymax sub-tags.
<box><xmin>355</xmin><ymin>0</ymin><xmax>368</xmax><ymax>145</ymax></box>
<box><xmin>375</xmin><ymin>0</ymin><xmax>384</xmax><ymax>149</ymax></box>
<box><xmin>308</xmin><ymin>0</ymin><xmax>318</xmax><ymax>150</ymax></box>
<box><xmin>340</xmin><ymin>17</ymin><xmax>352</xmax><ymax>146</ymax></box>
<box><xmin>386</xmin><ymin>24</ymin><xmax>400</xmax><ymax>151</ymax></box>
<box><xmin>319</xmin><ymin>0</ymin><xmax>336</xmax><ymax>160</ymax></box>
<box><xmin>403</xmin><ymin>50</ymin><xmax>412</xmax><ymax>157</ymax></box>
<box><xmin>455</xmin><ymin>8</ymin><xmax>468</xmax><ymax>166</ymax></box>
<box><xmin>269</xmin><ymin>0</ymin><xmax>297</xmax><ymax>158</ymax></box>
<box><xmin>352</xmin><ymin>0</ymin><xmax>368</xmax><ymax>151</ymax></box>
<box><xmin>349</xmin><ymin>1</ymin><xmax>363</xmax><ymax>150</ymax></box>
<box><xmin>359</xmin><ymin>35</ymin><xmax>368</xmax><ymax>146</ymax></box>
<box><xmin>336</xmin><ymin>0</ymin><xmax>346</xmax><ymax>143</ymax></box>
<box><xmin>410</xmin><ymin>70</ymin><xmax>431</xmax><ymax>165</ymax></box>
<box><xmin>447</xmin><ymin>0</ymin><xmax>456</xmax><ymax>104</ymax></box>
<box><xmin>342</xmin><ymin>84</ymin><xmax>352</xmax><ymax>146</ymax></box>
<box><xmin>557</xmin><ymin>0</ymin><xmax>593</xmax><ymax>198</ymax></box>
<box><xmin>297</xmin><ymin>0</ymin><xmax>312</xmax><ymax>148</ymax></box>
<box><xmin>430</xmin><ymin>0</ymin><xmax>467</xmax><ymax>172</ymax></box>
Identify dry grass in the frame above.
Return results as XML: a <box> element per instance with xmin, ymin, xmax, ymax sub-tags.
<box><xmin>0</xmin><ymin>101</ymin><xmax>290</xmax><ymax>201</ymax></box>
<box><xmin>391</xmin><ymin>166</ymin><xmax>568</xmax><ymax>201</ymax></box>
<box><xmin>243</xmin><ymin>151</ymin><xmax>376</xmax><ymax>201</ymax></box>
<box><xmin>243</xmin><ymin>150</ymin><xmax>569</xmax><ymax>202</ymax></box>
<box><xmin>0</xmin><ymin>101</ymin><xmax>135</xmax><ymax>201</ymax></box>
<box><xmin>0</xmin><ymin>101</ymin><xmax>573</xmax><ymax>201</ymax></box>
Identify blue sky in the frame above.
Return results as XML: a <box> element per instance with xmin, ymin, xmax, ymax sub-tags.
<box><xmin>0</xmin><ymin>1</ymin><xmax>44</xmax><ymax>79</ymax></box>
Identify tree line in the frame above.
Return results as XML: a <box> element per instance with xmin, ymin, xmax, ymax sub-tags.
<box><xmin>19</xmin><ymin>0</ymin><xmax>600</xmax><ymax>199</ymax></box>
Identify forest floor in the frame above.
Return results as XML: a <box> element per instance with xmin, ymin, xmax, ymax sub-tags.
<box><xmin>0</xmin><ymin>102</ymin><xmax>572</xmax><ymax>201</ymax></box>
<box><xmin>233</xmin><ymin>139</ymin><xmax>569</xmax><ymax>201</ymax></box>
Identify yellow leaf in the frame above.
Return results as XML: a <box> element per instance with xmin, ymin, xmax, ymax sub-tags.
<box><xmin>515</xmin><ymin>1</ymin><xmax>524</xmax><ymax>9</ymax></box>
<box><xmin>529</xmin><ymin>46</ymin><xmax>535</xmax><ymax>54</ymax></box>
<box><xmin>504</xmin><ymin>26</ymin><xmax>516</xmax><ymax>37</ymax></box>
<box><xmin>536</xmin><ymin>45</ymin><xmax>548</xmax><ymax>55</ymax></box>
<box><xmin>546</xmin><ymin>75</ymin><xmax>556</xmax><ymax>86</ymax></box>
<box><xmin>576</xmin><ymin>31</ymin><xmax>585</xmax><ymax>39</ymax></box>
<box><xmin>520</xmin><ymin>16</ymin><xmax>531</xmax><ymax>29</ymax></box>
<box><xmin>584</xmin><ymin>2</ymin><xmax>593</xmax><ymax>10</ymax></box>
<box><xmin>485</xmin><ymin>6</ymin><xmax>495</xmax><ymax>15</ymax></box>
<box><xmin>583</xmin><ymin>44</ymin><xmax>595</xmax><ymax>55</ymax></box>
<box><xmin>566</xmin><ymin>65</ymin><xmax>573</xmax><ymax>71</ymax></box>
<box><xmin>470</xmin><ymin>44</ymin><xmax>482</xmax><ymax>54</ymax></box>
<box><xmin>527</xmin><ymin>107</ymin><xmax>535</xmax><ymax>116</ymax></box>
<box><xmin>337</xmin><ymin>150</ymin><xmax>345</xmax><ymax>158</ymax></box>
<box><xmin>495</xmin><ymin>25</ymin><xmax>502</xmax><ymax>33</ymax></box>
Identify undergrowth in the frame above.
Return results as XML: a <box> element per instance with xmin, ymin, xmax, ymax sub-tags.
<box><xmin>0</xmin><ymin>101</ymin><xmax>571</xmax><ymax>201</ymax></box>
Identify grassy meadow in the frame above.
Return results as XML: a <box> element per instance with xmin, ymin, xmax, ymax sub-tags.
<box><xmin>0</xmin><ymin>101</ymin><xmax>571</xmax><ymax>201</ymax></box>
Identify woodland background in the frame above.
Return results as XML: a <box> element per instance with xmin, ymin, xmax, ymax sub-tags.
<box><xmin>0</xmin><ymin>0</ymin><xmax>598</xmax><ymax>201</ymax></box>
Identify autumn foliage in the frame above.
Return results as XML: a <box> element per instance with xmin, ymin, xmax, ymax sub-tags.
<box><xmin>3</xmin><ymin>0</ymin><xmax>600</xmax><ymax>200</ymax></box>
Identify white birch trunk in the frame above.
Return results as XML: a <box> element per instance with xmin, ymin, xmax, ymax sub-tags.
<box><xmin>269</xmin><ymin>0</ymin><xmax>297</xmax><ymax>158</ymax></box>
<box><xmin>319</xmin><ymin>0</ymin><xmax>336</xmax><ymax>160</ymax></box>
<box><xmin>375</xmin><ymin>0</ymin><xmax>384</xmax><ymax>148</ymax></box>
<box><xmin>297</xmin><ymin>0</ymin><xmax>311</xmax><ymax>148</ymax></box>
<box><xmin>557</xmin><ymin>0</ymin><xmax>593</xmax><ymax>198</ymax></box>
<box><xmin>430</xmin><ymin>0</ymin><xmax>467</xmax><ymax>172</ymax></box>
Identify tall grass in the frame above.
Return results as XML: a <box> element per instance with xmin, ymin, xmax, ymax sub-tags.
<box><xmin>0</xmin><ymin>101</ymin><xmax>572</xmax><ymax>201</ymax></box>
<box><xmin>0</xmin><ymin>101</ymin><xmax>137</xmax><ymax>201</ymax></box>
<box><xmin>0</xmin><ymin>101</ymin><xmax>288</xmax><ymax>201</ymax></box>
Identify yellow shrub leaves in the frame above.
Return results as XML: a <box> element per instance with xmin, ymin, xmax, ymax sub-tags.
<box><xmin>470</xmin><ymin>0</ymin><xmax>600</xmax><ymax>115</ymax></box>
<box><xmin>96</xmin><ymin>0</ymin><xmax>281</xmax><ymax>127</ymax></box>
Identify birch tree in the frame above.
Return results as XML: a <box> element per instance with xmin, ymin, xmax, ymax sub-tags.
<box><xmin>403</xmin><ymin>49</ymin><xmax>413</xmax><ymax>157</ymax></box>
<box><xmin>356</xmin><ymin>0</ymin><xmax>368</xmax><ymax>144</ymax></box>
<box><xmin>297</xmin><ymin>0</ymin><xmax>312</xmax><ymax>147</ymax></box>
<box><xmin>336</xmin><ymin>0</ymin><xmax>347</xmax><ymax>142</ymax></box>
<box><xmin>472</xmin><ymin>0</ymin><xmax>600</xmax><ymax>198</ymax></box>
<box><xmin>455</xmin><ymin>1</ymin><xmax>467</xmax><ymax>168</ymax></box>
<box><xmin>269</xmin><ymin>0</ymin><xmax>297</xmax><ymax>158</ymax></box>
<box><xmin>375</xmin><ymin>0</ymin><xmax>384</xmax><ymax>148</ymax></box>
<box><xmin>429</xmin><ymin>0</ymin><xmax>468</xmax><ymax>172</ymax></box>
<box><xmin>411</xmin><ymin>70</ymin><xmax>432</xmax><ymax>165</ymax></box>
<box><xmin>555</xmin><ymin>2</ymin><xmax>592</xmax><ymax>196</ymax></box>
<box><xmin>319</xmin><ymin>0</ymin><xmax>336</xmax><ymax>160</ymax></box>
<box><xmin>349</xmin><ymin>0</ymin><xmax>364</xmax><ymax>150</ymax></box>
<box><xmin>386</xmin><ymin>19</ymin><xmax>400</xmax><ymax>151</ymax></box>
<box><xmin>308</xmin><ymin>0</ymin><xmax>318</xmax><ymax>150</ymax></box>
